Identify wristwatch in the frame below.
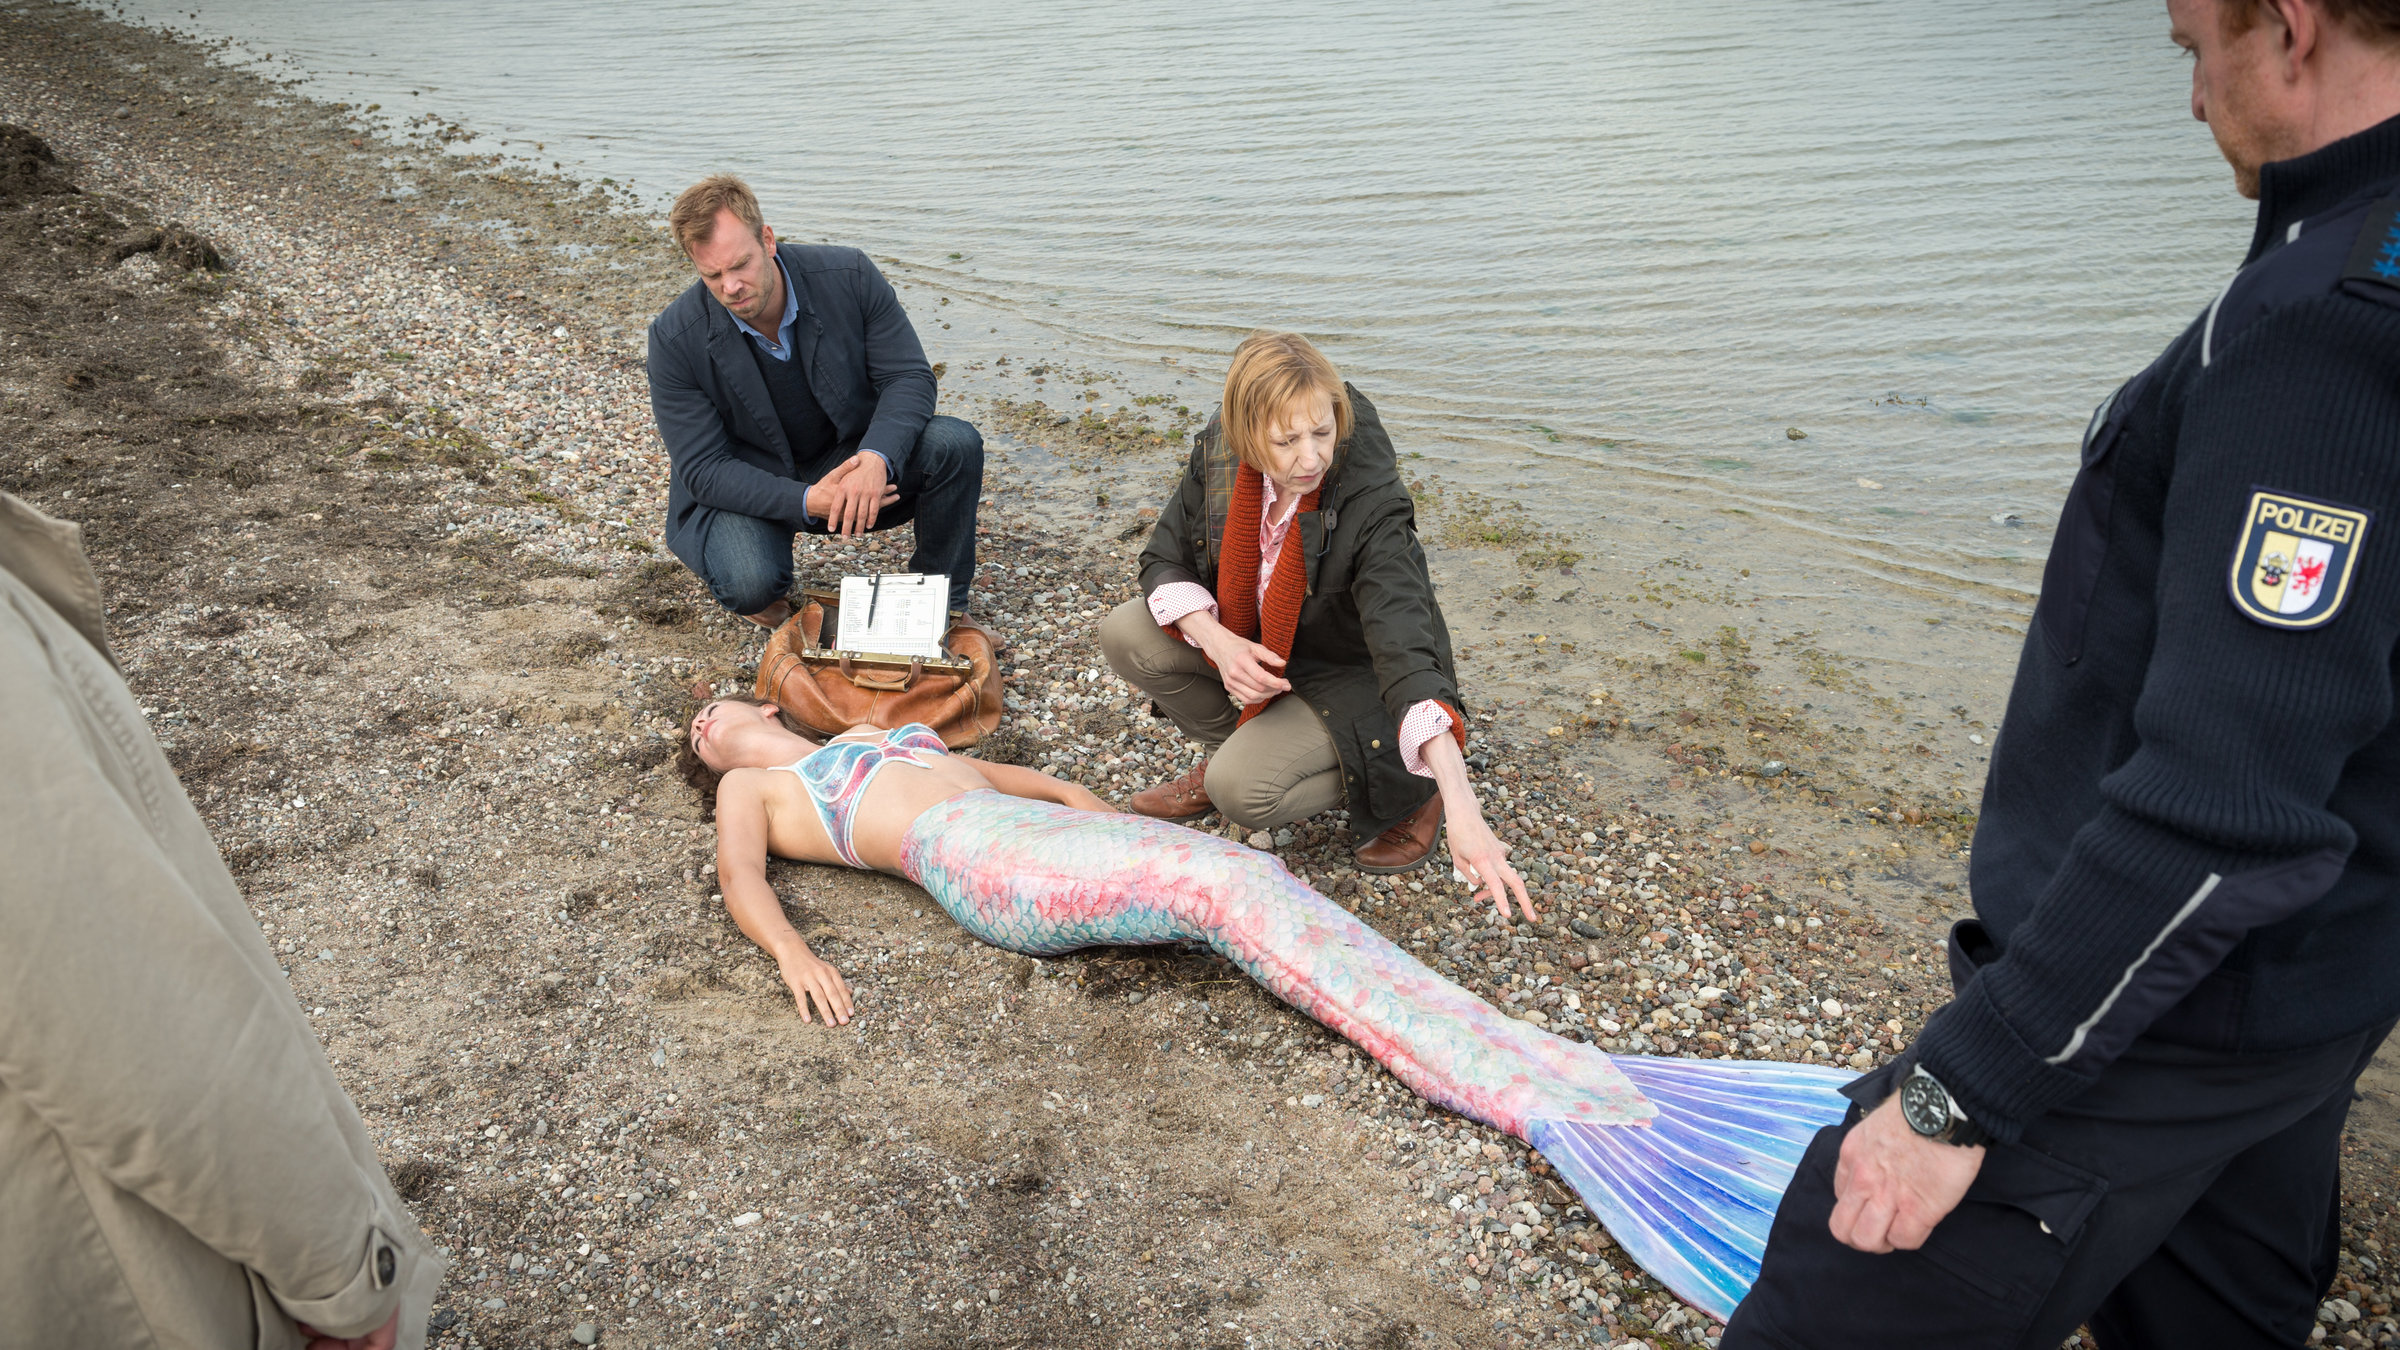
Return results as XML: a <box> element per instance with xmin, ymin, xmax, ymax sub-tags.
<box><xmin>1896</xmin><ymin>1064</ymin><xmax>1991</xmax><ymax>1147</ymax></box>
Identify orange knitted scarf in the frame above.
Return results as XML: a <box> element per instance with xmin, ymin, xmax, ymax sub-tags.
<box><xmin>1216</xmin><ymin>464</ymin><xmax>1320</xmax><ymax>728</ymax></box>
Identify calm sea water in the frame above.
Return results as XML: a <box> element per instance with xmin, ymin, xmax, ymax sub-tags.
<box><xmin>103</xmin><ymin>0</ymin><xmax>2252</xmax><ymax>610</ymax></box>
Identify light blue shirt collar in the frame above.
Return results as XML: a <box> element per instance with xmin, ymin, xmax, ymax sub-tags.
<box><xmin>728</xmin><ymin>256</ymin><xmax>800</xmax><ymax>362</ymax></box>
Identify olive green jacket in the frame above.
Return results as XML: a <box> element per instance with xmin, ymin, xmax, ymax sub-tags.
<box><xmin>0</xmin><ymin>493</ymin><xmax>439</xmax><ymax>1349</ymax></box>
<box><xmin>1138</xmin><ymin>385</ymin><xmax>1465</xmax><ymax>838</ymax></box>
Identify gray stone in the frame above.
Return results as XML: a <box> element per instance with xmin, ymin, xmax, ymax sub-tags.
<box><xmin>571</xmin><ymin>1322</ymin><xmax>600</xmax><ymax>1345</ymax></box>
<box><xmin>1570</xmin><ymin>918</ymin><xmax>1604</xmax><ymax>940</ymax></box>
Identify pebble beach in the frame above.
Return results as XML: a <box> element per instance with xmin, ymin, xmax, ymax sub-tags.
<box><xmin>2</xmin><ymin>3</ymin><xmax>2396</xmax><ymax>1348</ymax></box>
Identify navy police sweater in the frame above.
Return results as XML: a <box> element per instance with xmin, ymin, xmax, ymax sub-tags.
<box><xmin>1916</xmin><ymin>114</ymin><xmax>2400</xmax><ymax>1143</ymax></box>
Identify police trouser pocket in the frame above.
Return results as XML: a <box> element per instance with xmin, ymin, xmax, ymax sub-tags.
<box><xmin>1732</xmin><ymin>1125</ymin><xmax>2105</xmax><ymax>1350</ymax></box>
<box><xmin>1914</xmin><ymin>1142</ymin><xmax>2107</xmax><ymax>1315</ymax></box>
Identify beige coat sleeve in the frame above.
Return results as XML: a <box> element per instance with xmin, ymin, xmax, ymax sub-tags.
<box><xmin>0</xmin><ymin>569</ymin><xmax>438</xmax><ymax>1342</ymax></box>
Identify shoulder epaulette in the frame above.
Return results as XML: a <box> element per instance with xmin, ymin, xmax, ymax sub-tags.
<box><xmin>2339</xmin><ymin>195</ymin><xmax>2400</xmax><ymax>307</ymax></box>
<box><xmin>2207</xmin><ymin>190</ymin><xmax>2400</xmax><ymax>364</ymax></box>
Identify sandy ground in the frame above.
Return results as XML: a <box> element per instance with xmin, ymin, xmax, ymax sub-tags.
<box><xmin>2</xmin><ymin>4</ymin><xmax>2395</xmax><ymax>1348</ymax></box>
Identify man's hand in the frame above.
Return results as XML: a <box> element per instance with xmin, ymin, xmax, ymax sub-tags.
<box><xmin>776</xmin><ymin>948</ymin><xmax>855</xmax><ymax>1025</ymax></box>
<box><xmin>1829</xmin><ymin>1095</ymin><xmax>1985</xmax><ymax>1252</ymax></box>
<box><xmin>804</xmin><ymin>452</ymin><xmax>898</xmax><ymax>537</ymax></box>
<box><xmin>299</xmin><ymin>1312</ymin><xmax>399</xmax><ymax>1350</ymax></box>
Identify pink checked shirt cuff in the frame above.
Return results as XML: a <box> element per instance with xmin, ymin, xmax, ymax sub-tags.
<box><xmin>1398</xmin><ymin>700</ymin><xmax>1457</xmax><ymax>778</ymax></box>
<box><xmin>1147</xmin><ymin>582</ymin><xmax>1219</xmax><ymax>647</ymax></box>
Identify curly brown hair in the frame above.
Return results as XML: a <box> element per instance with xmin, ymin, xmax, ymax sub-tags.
<box><xmin>674</xmin><ymin>697</ymin><xmax>810</xmax><ymax>819</ymax></box>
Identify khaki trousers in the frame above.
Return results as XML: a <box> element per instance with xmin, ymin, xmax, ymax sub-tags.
<box><xmin>1099</xmin><ymin>599</ymin><xmax>1345</xmax><ymax>832</ymax></box>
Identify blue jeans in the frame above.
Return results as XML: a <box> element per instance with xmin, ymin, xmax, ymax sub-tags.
<box><xmin>694</xmin><ymin>415</ymin><xmax>983</xmax><ymax>614</ymax></box>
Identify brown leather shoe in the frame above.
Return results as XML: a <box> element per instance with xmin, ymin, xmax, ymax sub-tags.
<box><xmin>745</xmin><ymin>598</ymin><xmax>795</xmax><ymax>631</ymax></box>
<box><xmin>1354</xmin><ymin>794</ymin><xmax>1444</xmax><ymax>874</ymax></box>
<box><xmin>1131</xmin><ymin>761</ymin><xmax>1213</xmax><ymax>820</ymax></box>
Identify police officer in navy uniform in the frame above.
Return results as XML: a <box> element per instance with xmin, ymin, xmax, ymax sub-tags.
<box><xmin>1725</xmin><ymin>2</ymin><xmax>2400</xmax><ymax>1346</ymax></box>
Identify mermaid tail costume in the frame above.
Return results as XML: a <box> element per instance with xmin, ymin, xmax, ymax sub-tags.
<box><xmin>899</xmin><ymin>786</ymin><xmax>1854</xmax><ymax>1321</ymax></box>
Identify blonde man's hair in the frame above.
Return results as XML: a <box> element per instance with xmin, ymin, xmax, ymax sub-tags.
<box><xmin>669</xmin><ymin>174</ymin><xmax>766</xmax><ymax>255</ymax></box>
<box><xmin>1219</xmin><ymin>331</ymin><xmax>1351</xmax><ymax>475</ymax></box>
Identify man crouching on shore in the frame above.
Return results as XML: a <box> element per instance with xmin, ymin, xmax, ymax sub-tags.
<box><xmin>647</xmin><ymin>175</ymin><xmax>984</xmax><ymax>627</ymax></box>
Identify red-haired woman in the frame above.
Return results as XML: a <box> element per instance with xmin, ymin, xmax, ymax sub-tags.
<box><xmin>1103</xmin><ymin>332</ymin><xmax>1524</xmax><ymax>904</ymax></box>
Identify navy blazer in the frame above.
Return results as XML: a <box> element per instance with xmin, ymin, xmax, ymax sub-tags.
<box><xmin>646</xmin><ymin>243</ymin><xmax>937</xmax><ymax>570</ymax></box>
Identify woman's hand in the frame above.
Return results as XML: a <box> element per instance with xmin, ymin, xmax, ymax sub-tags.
<box><xmin>1204</xmin><ymin>633</ymin><xmax>1291</xmax><ymax>706</ymax></box>
<box><xmin>1448</xmin><ymin>809</ymin><xmax>1535</xmax><ymax>923</ymax></box>
<box><xmin>1059</xmin><ymin>783</ymin><xmax>1115</xmax><ymax>813</ymax></box>
<box><xmin>1417</xmin><ymin>731</ymin><xmax>1536</xmax><ymax>923</ymax></box>
<box><xmin>776</xmin><ymin>948</ymin><xmax>854</xmax><ymax>1025</ymax></box>
<box><xmin>1177</xmin><ymin>610</ymin><xmax>1293</xmax><ymax>706</ymax></box>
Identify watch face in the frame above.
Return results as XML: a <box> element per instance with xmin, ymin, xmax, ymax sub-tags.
<box><xmin>1898</xmin><ymin>1073</ymin><xmax>1949</xmax><ymax>1138</ymax></box>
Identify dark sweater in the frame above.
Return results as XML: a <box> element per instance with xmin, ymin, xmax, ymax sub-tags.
<box><xmin>747</xmin><ymin>332</ymin><xmax>838</xmax><ymax>474</ymax></box>
<box><xmin>1917</xmin><ymin>114</ymin><xmax>2400</xmax><ymax>1144</ymax></box>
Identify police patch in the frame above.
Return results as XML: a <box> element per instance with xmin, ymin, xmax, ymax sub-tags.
<box><xmin>2228</xmin><ymin>489</ymin><xmax>2371</xmax><ymax>630</ymax></box>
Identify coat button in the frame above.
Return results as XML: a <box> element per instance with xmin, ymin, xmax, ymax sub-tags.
<box><xmin>375</xmin><ymin>1246</ymin><xmax>396</xmax><ymax>1287</ymax></box>
<box><xmin>1371</xmin><ymin>739</ymin><xmax>1382</xmax><ymax>749</ymax></box>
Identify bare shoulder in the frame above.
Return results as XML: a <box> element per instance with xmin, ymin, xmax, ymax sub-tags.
<box><xmin>716</xmin><ymin>766</ymin><xmax>784</xmax><ymax>809</ymax></box>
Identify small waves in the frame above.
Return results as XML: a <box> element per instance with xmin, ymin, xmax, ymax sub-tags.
<box><xmin>115</xmin><ymin>0</ymin><xmax>2251</xmax><ymax>608</ymax></box>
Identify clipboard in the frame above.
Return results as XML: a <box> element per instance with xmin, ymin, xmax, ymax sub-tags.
<box><xmin>833</xmin><ymin>573</ymin><xmax>949</xmax><ymax>660</ymax></box>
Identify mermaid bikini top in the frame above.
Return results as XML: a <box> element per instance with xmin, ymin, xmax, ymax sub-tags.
<box><xmin>776</xmin><ymin>723</ymin><xmax>950</xmax><ymax>868</ymax></box>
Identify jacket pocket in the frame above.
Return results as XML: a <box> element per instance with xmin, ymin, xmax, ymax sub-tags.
<box><xmin>2035</xmin><ymin>369</ymin><xmax>2149</xmax><ymax>665</ymax></box>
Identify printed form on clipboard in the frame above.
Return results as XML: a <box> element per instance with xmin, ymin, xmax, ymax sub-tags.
<box><xmin>834</xmin><ymin>573</ymin><xmax>949</xmax><ymax>659</ymax></box>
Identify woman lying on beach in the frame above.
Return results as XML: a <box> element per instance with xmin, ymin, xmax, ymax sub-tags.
<box><xmin>676</xmin><ymin>701</ymin><xmax>1851</xmax><ymax>1321</ymax></box>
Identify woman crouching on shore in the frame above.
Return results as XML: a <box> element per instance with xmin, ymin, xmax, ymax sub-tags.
<box><xmin>1106</xmin><ymin>331</ymin><xmax>1521</xmax><ymax>890</ymax></box>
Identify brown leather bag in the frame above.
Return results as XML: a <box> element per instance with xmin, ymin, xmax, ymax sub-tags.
<box><xmin>752</xmin><ymin>589</ymin><xmax>1004</xmax><ymax>748</ymax></box>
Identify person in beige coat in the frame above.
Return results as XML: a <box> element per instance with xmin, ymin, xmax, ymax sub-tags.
<box><xmin>0</xmin><ymin>492</ymin><xmax>441</xmax><ymax>1350</ymax></box>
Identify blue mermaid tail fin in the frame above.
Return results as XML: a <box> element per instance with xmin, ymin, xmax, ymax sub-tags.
<box><xmin>1526</xmin><ymin>1055</ymin><xmax>1855</xmax><ymax>1324</ymax></box>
